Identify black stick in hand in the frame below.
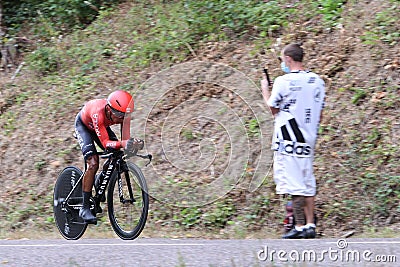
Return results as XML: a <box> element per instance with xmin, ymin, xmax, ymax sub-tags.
<box><xmin>263</xmin><ymin>68</ymin><xmax>272</xmax><ymax>86</ymax></box>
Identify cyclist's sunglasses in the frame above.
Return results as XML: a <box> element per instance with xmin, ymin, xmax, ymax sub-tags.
<box><xmin>109</xmin><ymin>105</ymin><xmax>125</xmax><ymax>118</ymax></box>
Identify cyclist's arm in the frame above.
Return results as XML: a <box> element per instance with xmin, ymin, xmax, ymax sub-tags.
<box><xmin>97</xmin><ymin>119</ymin><xmax>132</xmax><ymax>150</ymax></box>
<box><xmin>96</xmin><ymin>124</ymin><xmax>123</xmax><ymax>149</ymax></box>
<box><xmin>121</xmin><ymin>116</ymin><xmax>131</xmax><ymax>141</ymax></box>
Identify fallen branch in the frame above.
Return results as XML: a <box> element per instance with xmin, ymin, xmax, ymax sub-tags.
<box><xmin>11</xmin><ymin>61</ymin><xmax>25</xmax><ymax>81</ymax></box>
<box><xmin>184</xmin><ymin>42</ymin><xmax>199</xmax><ymax>60</ymax></box>
<box><xmin>84</xmin><ymin>1</ymin><xmax>99</xmax><ymax>12</ymax></box>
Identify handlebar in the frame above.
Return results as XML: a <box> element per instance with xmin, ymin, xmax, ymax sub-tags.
<box><xmin>73</xmin><ymin>132</ymin><xmax>151</xmax><ymax>166</ymax></box>
<box><xmin>98</xmin><ymin>149</ymin><xmax>152</xmax><ymax>166</ymax></box>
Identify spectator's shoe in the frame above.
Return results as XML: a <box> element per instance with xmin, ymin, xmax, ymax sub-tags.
<box><xmin>305</xmin><ymin>227</ymin><xmax>316</xmax><ymax>239</ymax></box>
<box><xmin>79</xmin><ymin>207</ymin><xmax>97</xmax><ymax>224</ymax></box>
<box><xmin>282</xmin><ymin>228</ymin><xmax>307</xmax><ymax>239</ymax></box>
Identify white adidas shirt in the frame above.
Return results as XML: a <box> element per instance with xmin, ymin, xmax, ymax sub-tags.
<box><xmin>267</xmin><ymin>71</ymin><xmax>325</xmax><ymax>157</ymax></box>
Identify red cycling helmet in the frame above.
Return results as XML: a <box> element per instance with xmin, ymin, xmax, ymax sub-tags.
<box><xmin>107</xmin><ymin>90</ymin><xmax>134</xmax><ymax>117</ymax></box>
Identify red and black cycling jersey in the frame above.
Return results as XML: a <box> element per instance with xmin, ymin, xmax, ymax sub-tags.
<box><xmin>79</xmin><ymin>99</ymin><xmax>131</xmax><ymax>149</ymax></box>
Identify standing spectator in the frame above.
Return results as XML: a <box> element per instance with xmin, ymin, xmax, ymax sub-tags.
<box><xmin>261</xmin><ymin>43</ymin><xmax>325</xmax><ymax>239</ymax></box>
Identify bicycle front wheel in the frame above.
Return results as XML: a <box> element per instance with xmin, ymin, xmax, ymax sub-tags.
<box><xmin>107</xmin><ymin>162</ymin><xmax>149</xmax><ymax>240</ymax></box>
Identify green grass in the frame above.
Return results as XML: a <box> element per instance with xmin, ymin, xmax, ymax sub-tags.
<box><xmin>0</xmin><ymin>111</ymin><xmax>17</xmax><ymax>136</ymax></box>
<box><xmin>24</xmin><ymin>0</ymin><xmax>348</xmax><ymax>74</ymax></box>
<box><xmin>361</xmin><ymin>1</ymin><xmax>400</xmax><ymax>46</ymax></box>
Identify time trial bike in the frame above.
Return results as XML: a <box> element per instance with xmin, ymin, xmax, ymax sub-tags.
<box><xmin>53</xmin><ymin>148</ymin><xmax>151</xmax><ymax>240</ymax></box>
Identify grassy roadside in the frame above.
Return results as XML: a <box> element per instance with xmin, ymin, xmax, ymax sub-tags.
<box><xmin>0</xmin><ymin>0</ymin><xmax>399</xmax><ymax>240</ymax></box>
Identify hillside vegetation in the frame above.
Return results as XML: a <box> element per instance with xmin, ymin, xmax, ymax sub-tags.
<box><xmin>0</xmin><ymin>0</ymin><xmax>399</xmax><ymax>239</ymax></box>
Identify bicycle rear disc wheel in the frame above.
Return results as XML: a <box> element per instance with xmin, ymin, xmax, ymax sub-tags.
<box><xmin>108</xmin><ymin>162</ymin><xmax>149</xmax><ymax>240</ymax></box>
<box><xmin>53</xmin><ymin>166</ymin><xmax>87</xmax><ymax>240</ymax></box>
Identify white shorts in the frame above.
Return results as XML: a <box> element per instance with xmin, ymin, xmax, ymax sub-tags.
<box><xmin>273</xmin><ymin>152</ymin><xmax>316</xmax><ymax>196</ymax></box>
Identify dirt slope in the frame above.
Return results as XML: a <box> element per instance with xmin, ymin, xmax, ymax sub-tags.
<box><xmin>0</xmin><ymin>0</ymin><xmax>399</xmax><ymax>239</ymax></box>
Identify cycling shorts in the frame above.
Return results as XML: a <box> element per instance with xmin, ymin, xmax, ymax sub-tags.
<box><xmin>74</xmin><ymin>113</ymin><xmax>118</xmax><ymax>160</ymax></box>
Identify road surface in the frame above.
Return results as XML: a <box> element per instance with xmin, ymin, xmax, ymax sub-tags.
<box><xmin>0</xmin><ymin>238</ymin><xmax>399</xmax><ymax>266</ymax></box>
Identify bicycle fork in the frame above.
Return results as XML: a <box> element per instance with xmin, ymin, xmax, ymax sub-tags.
<box><xmin>118</xmin><ymin>170</ymin><xmax>136</xmax><ymax>205</ymax></box>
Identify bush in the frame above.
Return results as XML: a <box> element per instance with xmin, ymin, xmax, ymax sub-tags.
<box><xmin>27</xmin><ymin>47</ymin><xmax>60</xmax><ymax>75</ymax></box>
<box><xmin>183</xmin><ymin>0</ymin><xmax>289</xmax><ymax>39</ymax></box>
<box><xmin>2</xmin><ymin>0</ymin><xmax>122</xmax><ymax>33</ymax></box>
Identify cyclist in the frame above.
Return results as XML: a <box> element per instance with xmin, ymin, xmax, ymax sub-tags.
<box><xmin>74</xmin><ymin>90</ymin><xmax>141</xmax><ymax>223</ymax></box>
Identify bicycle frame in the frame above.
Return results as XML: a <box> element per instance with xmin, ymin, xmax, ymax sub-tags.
<box><xmin>60</xmin><ymin>149</ymin><xmax>151</xmax><ymax>212</ymax></box>
<box><xmin>54</xmin><ymin>144</ymin><xmax>152</xmax><ymax>240</ymax></box>
<box><xmin>61</xmin><ymin>151</ymin><xmax>121</xmax><ymax>211</ymax></box>
<box><xmin>95</xmin><ymin>151</ymin><xmax>127</xmax><ymax>201</ymax></box>
<box><xmin>61</xmin><ymin>171</ymin><xmax>85</xmax><ymax>212</ymax></box>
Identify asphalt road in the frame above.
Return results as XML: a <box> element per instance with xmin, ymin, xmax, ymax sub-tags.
<box><xmin>0</xmin><ymin>238</ymin><xmax>399</xmax><ymax>267</ymax></box>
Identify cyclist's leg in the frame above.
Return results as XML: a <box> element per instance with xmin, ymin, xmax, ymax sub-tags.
<box><xmin>85</xmin><ymin>126</ymin><xmax>115</xmax><ymax>194</ymax></box>
<box><xmin>75</xmin><ymin>114</ymin><xmax>98</xmax><ymax>223</ymax></box>
<box><xmin>83</xmin><ymin>155</ymin><xmax>99</xmax><ymax>192</ymax></box>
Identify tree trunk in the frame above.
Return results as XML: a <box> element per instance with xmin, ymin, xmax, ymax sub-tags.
<box><xmin>0</xmin><ymin>2</ymin><xmax>10</xmax><ymax>72</ymax></box>
<box><xmin>0</xmin><ymin>1</ymin><xmax>4</xmax><ymax>37</ymax></box>
<box><xmin>0</xmin><ymin>3</ymin><xmax>31</xmax><ymax>73</ymax></box>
